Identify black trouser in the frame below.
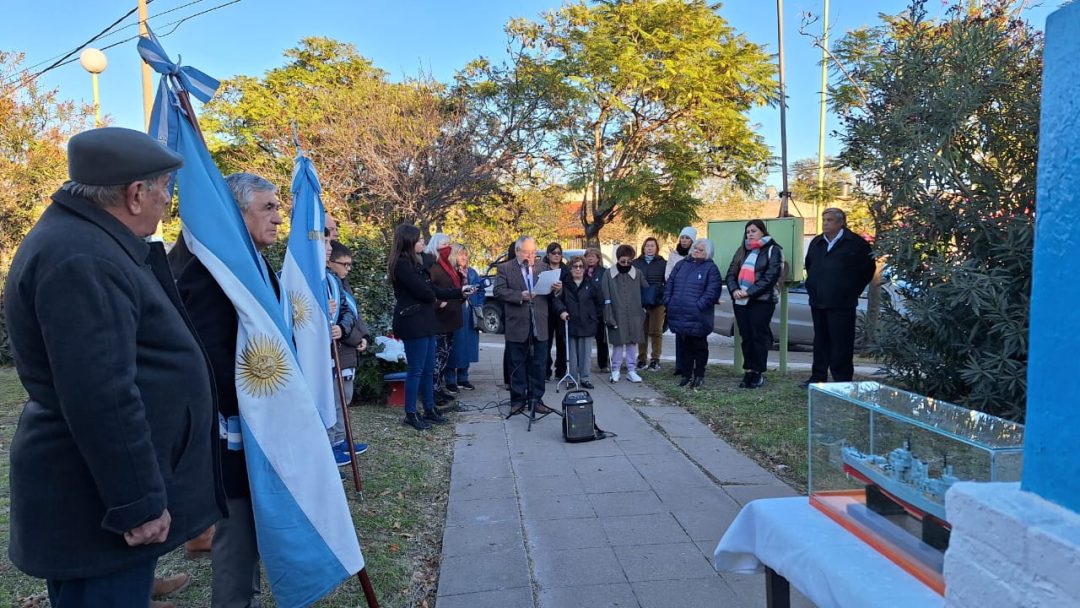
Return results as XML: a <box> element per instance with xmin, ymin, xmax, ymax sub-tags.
<box><xmin>595</xmin><ymin>321</ymin><xmax>609</xmax><ymax>369</ymax></box>
<box><xmin>546</xmin><ymin>315</ymin><xmax>567</xmax><ymax>378</ymax></box>
<box><xmin>734</xmin><ymin>300</ymin><xmax>775</xmax><ymax>373</ymax></box>
<box><xmin>435</xmin><ymin>332</ymin><xmax>454</xmax><ymax>391</ymax></box>
<box><xmin>673</xmin><ymin>333</ymin><xmax>684</xmax><ymax>374</ymax></box>
<box><xmin>682</xmin><ymin>334</ymin><xmax>710</xmax><ymax>379</ymax></box>
<box><xmin>507</xmin><ymin>336</ymin><xmax>548</xmax><ymax>405</ymax></box>
<box><xmin>810</xmin><ymin>306</ymin><xmax>857</xmax><ymax>382</ymax></box>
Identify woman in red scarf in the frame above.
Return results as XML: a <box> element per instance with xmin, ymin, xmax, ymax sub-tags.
<box><xmin>724</xmin><ymin>220</ymin><xmax>784</xmax><ymax>388</ymax></box>
<box><xmin>427</xmin><ymin>233</ymin><xmax>465</xmax><ymax>406</ymax></box>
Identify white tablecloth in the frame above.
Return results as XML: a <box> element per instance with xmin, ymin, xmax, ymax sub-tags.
<box><xmin>713</xmin><ymin>497</ymin><xmax>944</xmax><ymax>608</ymax></box>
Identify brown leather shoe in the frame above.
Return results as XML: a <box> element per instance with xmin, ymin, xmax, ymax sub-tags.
<box><xmin>509</xmin><ymin>402</ymin><xmax>526</xmax><ymax>416</ymax></box>
<box><xmin>184</xmin><ymin>525</ymin><xmax>215</xmax><ymax>560</ymax></box>
<box><xmin>153</xmin><ymin>572</ymin><xmax>191</xmax><ymax>598</ymax></box>
<box><xmin>533</xmin><ymin>402</ymin><xmax>554</xmax><ymax>415</ymax></box>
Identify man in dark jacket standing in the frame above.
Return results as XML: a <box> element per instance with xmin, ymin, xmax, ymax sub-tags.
<box><xmin>3</xmin><ymin>127</ymin><xmax>223</xmax><ymax>606</ymax></box>
<box><xmin>802</xmin><ymin>208</ymin><xmax>876</xmax><ymax>385</ymax></box>
<box><xmin>177</xmin><ymin>172</ymin><xmax>282</xmax><ymax>607</ymax></box>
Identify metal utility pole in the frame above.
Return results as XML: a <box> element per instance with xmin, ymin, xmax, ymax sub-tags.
<box><xmin>138</xmin><ymin>0</ymin><xmax>153</xmax><ymax>129</ymax></box>
<box><xmin>776</xmin><ymin>0</ymin><xmax>791</xmax><ymax>218</ymax></box>
<box><xmin>816</xmin><ymin>0</ymin><xmax>830</xmax><ymax>235</ymax></box>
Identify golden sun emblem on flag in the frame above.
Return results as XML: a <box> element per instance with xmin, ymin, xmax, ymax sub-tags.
<box><xmin>237</xmin><ymin>335</ymin><xmax>290</xmax><ymax>398</ymax></box>
<box><xmin>290</xmin><ymin>290</ymin><xmax>311</xmax><ymax>330</ymax></box>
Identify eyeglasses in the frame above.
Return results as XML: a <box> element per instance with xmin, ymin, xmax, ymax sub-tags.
<box><xmin>571</xmin><ymin>264</ymin><xmax>585</xmax><ymax>269</ymax></box>
<box><xmin>331</xmin><ymin>261</ymin><xmax>353</xmax><ymax>269</ymax></box>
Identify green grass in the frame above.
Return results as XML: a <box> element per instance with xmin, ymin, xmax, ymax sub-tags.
<box><xmin>0</xmin><ymin>367</ymin><xmax>453</xmax><ymax>608</ymax></box>
<box><xmin>643</xmin><ymin>366</ymin><xmax>810</xmax><ymax>492</ymax></box>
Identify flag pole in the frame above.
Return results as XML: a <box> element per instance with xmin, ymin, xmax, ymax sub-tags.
<box><xmin>331</xmin><ymin>339</ymin><xmax>365</xmax><ymax>496</ymax></box>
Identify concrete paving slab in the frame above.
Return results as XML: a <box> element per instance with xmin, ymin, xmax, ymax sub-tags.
<box><xmin>450</xmin><ymin>457</ymin><xmax>514</xmax><ymax>481</ymax></box>
<box><xmin>672</xmin><ymin>506</ymin><xmax>741</xmax><ymax>543</ymax></box>
<box><xmin>513</xmin><ymin>458</ymin><xmax>574</xmax><ymax>478</ymax></box>
<box><xmin>655</xmin><ymin>414</ymin><xmax>717</xmax><ymax>438</ymax></box>
<box><xmin>538</xmin><ymin>582</ymin><xmax>639</xmax><ymax>608</ymax></box>
<box><xmin>448</xmin><ymin>475</ymin><xmax>517</xmax><ymax>501</ymax></box>
<box><xmin>613</xmin><ymin>542</ymin><xmax>719</xmax><ymax>583</ymax></box>
<box><xmin>526</xmin><ymin>517</ymin><xmax>609</xmax><ymax>551</ymax></box>
<box><xmin>516</xmin><ymin>472</ymin><xmax>587</xmax><ymax>496</ymax></box>
<box><xmin>600</xmin><ymin>512</ymin><xmax>693</xmax><ymax>547</ymax></box>
<box><xmin>445</xmin><ymin>497</ymin><xmax>520</xmax><ymax>526</ymax></box>
<box><xmin>587</xmin><ymin>490</ymin><xmax>666</xmax><ymax>518</ymax></box>
<box><xmin>438</xmin><ymin>546</ymin><xmax>531</xmax><ymax>596</ymax></box>
<box><xmin>532</xmin><ymin>546</ymin><xmax>628</xmax><ymax>588</ymax></box>
<box><xmin>441</xmin><ymin>520</ymin><xmax>524</xmax><ymax>557</ymax></box>
<box><xmin>436</xmin><ymin>586</ymin><xmax>534</xmax><ymax>608</ymax></box>
<box><xmin>632</xmin><ymin>577</ymin><xmax>744</xmax><ymax>608</ymax></box>
<box><xmin>520</xmin><ymin>493</ymin><xmax>596</xmax><ymax>521</ymax></box>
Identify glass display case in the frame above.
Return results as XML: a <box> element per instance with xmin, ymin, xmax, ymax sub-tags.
<box><xmin>808</xmin><ymin>381</ymin><xmax>1025</xmax><ymax>594</ymax></box>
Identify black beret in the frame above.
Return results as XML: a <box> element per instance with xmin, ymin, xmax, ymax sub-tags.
<box><xmin>67</xmin><ymin>127</ymin><xmax>184</xmax><ymax>186</ymax></box>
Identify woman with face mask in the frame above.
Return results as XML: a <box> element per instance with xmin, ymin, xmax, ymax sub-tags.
<box><xmin>725</xmin><ymin>220</ymin><xmax>784</xmax><ymax>388</ymax></box>
<box><xmin>663</xmin><ymin>237</ymin><xmax>722</xmax><ymax>389</ymax></box>
<box><xmin>602</xmin><ymin>244</ymin><xmax>648</xmax><ymax>383</ymax></box>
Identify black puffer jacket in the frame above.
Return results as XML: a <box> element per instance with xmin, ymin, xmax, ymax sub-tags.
<box><xmin>725</xmin><ymin>240</ymin><xmax>784</xmax><ymax>304</ymax></box>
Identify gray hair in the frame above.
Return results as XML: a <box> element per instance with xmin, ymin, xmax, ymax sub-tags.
<box><xmin>822</xmin><ymin>207</ymin><xmax>847</xmax><ymax>225</ymax></box>
<box><xmin>692</xmin><ymin>238</ymin><xmax>714</xmax><ymax>259</ymax></box>
<box><xmin>424</xmin><ymin>232</ymin><xmax>451</xmax><ymax>255</ymax></box>
<box><xmin>224</xmin><ymin>172</ymin><xmax>277</xmax><ymax>211</ymax></box>
<box><xmin>450</xmin><ymin>243</ymin><xmax>469</xmax><ymax>262</ymax></box>
<box><xmin>514</xmin><ymin>236</ymin><xmax>536</xmax><ymax>252</ymax></box>
<box><xmin>61</xmin><ymin>181</ymin><xmax>127</xmax><ymax>208</ymax></box>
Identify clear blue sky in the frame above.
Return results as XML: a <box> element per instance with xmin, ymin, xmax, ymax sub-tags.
<box><xmin>1</xmin><ymin>0</ymin><xmax>1063</xmax><ymax>192</ymax></box>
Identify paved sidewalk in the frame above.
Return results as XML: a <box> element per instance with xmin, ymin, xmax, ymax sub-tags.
<box><xmin>436</xmin><ymin>336</ymin><xmax>811</xmax><ymax>608</ymax></box>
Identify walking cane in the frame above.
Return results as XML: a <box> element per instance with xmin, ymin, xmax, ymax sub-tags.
<box><xmin>556</xmin><ymin>318</ymin><xmax>577</xmax><ymax>393</ymax></box>
<box><xmin>332</xmin><ymin>339</ymin><xmax>364</xmax><ymax>498</ymax></box>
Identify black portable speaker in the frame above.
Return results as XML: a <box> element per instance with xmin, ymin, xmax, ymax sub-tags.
<box><xmin>561</xmin><ymin>390</ymin><xmax>600</xmax><ymax>443</ymax></box>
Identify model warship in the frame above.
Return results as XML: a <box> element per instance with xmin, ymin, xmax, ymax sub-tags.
<box><xmin>841</xmin><ymin>440</ymin><xmax>959</xmax><ymax>522</ymax></box>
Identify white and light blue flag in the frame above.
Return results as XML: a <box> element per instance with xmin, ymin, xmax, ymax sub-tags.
<box><xmin>139</xmin><ymin>30</ymin><xmax>364</xmax><ymax>607</ymax></box>
<box><xmin>281</xmin><ymin>152</ymin><xmax>336</xmax><ymax>428</ymax></box>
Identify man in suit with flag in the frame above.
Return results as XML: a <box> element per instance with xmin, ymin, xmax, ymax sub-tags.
<box><xmin>177</xmin><ymin>172</ymin><xmax>282</xmax><ymax>608</ymax></box>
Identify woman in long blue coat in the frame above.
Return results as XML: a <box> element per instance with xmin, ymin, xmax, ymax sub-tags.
<box><xmin>663</xmin><ymin>238</ymin><xmax>722</xmax><ymax>389</ymax></box>
<box><xmin>447</xmin><ymin>244</ymin><xmax>483</xmax><ymax>391</ymax></box>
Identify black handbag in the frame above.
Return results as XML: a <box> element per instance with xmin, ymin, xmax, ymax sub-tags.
<box><xmin>469</xmin><ymin>302</ymin><xmax>484</xmax><ymax>328</ymax></box>
<box><xmin>640</xmin><ymin>284</ymin><xmax>661</xmax><ymax>308</ymax></box>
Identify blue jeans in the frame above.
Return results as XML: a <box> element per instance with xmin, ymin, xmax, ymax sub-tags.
<box><xmin>445</xmin><ymin>367</ymin><xmax>470</xmax><ymax>385</ymax></box>
<box><xmin>47</xmin><ymin>557</ymin><xmax>157</xmax><ymax>608</ymax></box>
<box><xmin>403</xmin><ymin>336</ymin><xmax>436</xmax><ymax>414</ymax></box>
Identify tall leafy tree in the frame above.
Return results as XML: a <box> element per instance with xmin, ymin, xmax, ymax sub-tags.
<box><xmin>464</xmin><ymin>0</ymin><xmax>776</xmax><ymax>244</ymax></box>
<box><xmin>831</xmin><ymin>0</ymin><xmax>1041</xmax><ymax>419</ymax></box>
<box><xmin>202</xmin><ymin>38</ymin><xmax>525</xmax><ymax>235</ymax></box>
<box><xmin>0</xmin><ymin>52</ymin><xmax>94</xmax><ymax>268</ymax></box>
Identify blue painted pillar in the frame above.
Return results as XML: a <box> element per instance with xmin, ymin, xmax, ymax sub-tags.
<box><xmin>1023</xmin><ymin>3</ymin><xmax>1080</xmax><ymax>513</ymax></box>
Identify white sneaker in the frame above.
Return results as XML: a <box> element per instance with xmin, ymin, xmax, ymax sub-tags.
<box><xmin>610</xmin><ymin>370</ymin><xmax>620</xmax><ymax>383</ymax></box>
<box><xmin>627</xmin><ymin>371</ymin><xmax>643</xmax><ymax>383</ymax></box>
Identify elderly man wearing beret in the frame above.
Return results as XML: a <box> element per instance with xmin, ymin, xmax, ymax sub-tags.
<box><xmin>3</xmin><ymin>127</ymin><xmax>224</xmax><ymax>606</ymax></box>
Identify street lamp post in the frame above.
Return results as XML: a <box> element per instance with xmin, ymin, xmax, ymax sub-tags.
<box><xmin>79</xmin><ymin>48</ymin><xmax>108</xmax><ymax>127</ymax></box>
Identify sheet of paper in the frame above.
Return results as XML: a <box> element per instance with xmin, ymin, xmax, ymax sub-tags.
<box><xmin>531</xmin><ymin>269</ymin><xmax>563</xmax><ymax>295</ymax></box>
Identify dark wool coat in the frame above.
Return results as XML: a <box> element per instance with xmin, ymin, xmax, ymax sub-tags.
<box><xmin>559</xmin><ymin>277</ymin><xmax>604</xmax><ymax>337</ymax></box>
<box><xmin>494</xmin><ymin>259</ymin><xmax>565</xmax><ymax>343</ymax></box>
<box><xmin>429</xmin><ymin>259</ymin><xmax>464</xmax><ymax>334</ymax></box>
<box><xmin>390</xmin><ymin>253</ymin><xmax>462</xmax><ymax>340</ymax></box>
<box><xmin>725</xmin><ymin>240</ymin><xmax>784</xmax><ymax>304</ymax></box>
<box><xmin>663</xmin><ymin>257</ymin><xmax>723</xmax><ymax>337</ymax></box>
<box><xmin>4</xmin><ymin>190</ymin><xmax>224</xmax><ymax>579</ymax></box>
<box><xmin>601</xmin><ymin>266</ymin><xmax>647</xmax><ymax>345</ymax></box>
<box><xmin>804</xmin><ymin>230</ymin><xmax>876</xmax><ymax>309</ymax></box>
<box><xmin>177</xmin><ymin>255</ymin><xmax>281</xmax><ymax>500</ymax></box>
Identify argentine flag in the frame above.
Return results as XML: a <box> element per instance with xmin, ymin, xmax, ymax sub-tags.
<box><xmin>140</xmin><ymin>32</ymin><xmax>364</xmax><ymax>606</ymax></box>
<box><xmin>281</xmin><ymin>153</ymin><xmax>337</xmax><ymax>429</ymax></box>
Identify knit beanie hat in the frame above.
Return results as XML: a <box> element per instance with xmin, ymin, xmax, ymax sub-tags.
<box><xmin>679</xmin><ymin>226</ymin><xmax>697</xmax><ymax>241</ymax></box>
